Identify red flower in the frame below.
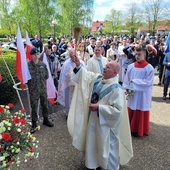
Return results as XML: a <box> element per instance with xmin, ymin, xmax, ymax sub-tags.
<box><xmin>2</xmin><ymin>132</ymin><xmax>12</xmax><ymax>141</ymax></box>
<box><xmin>0</xmin><ymin>147</ymin><xmax>3</xmax><ymax>151</ymax></box>
<box><xmin>0</xmin><ymin>107</ymin><xmax>4</xmax><ymax>113</ymax></box>
<box><xmin>20</xmin><ymin>119</ymin><xmax>26</xmax><ymax>125</ymax></box>
<box><xmin>29</xmin><ymin>148</ymin><xmax>35</xmax><ymax>153</ymax></box>
<box><xmin>7</xmin><ymin>103</ymin><xmax>14</xmax><ymax>108</ymax></box>
<box><xmin>13</xmin><ymin>117</ymin><xmax>21</xmax><ymax>124</ymax></box>
<box><xmin>21</xmin><ymin>108</ymin><xmax>26</xmax><ymax>113</ymax></box>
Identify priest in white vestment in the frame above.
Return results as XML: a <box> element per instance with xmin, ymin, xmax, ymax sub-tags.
<box><xmin>87</xmin><ymin>46</ymin><xmax>108</xmax><ymax>74</ymax></box>
<box><xmin>57</xmin><ymin>49</ymin><xmax>85</xmax><ymax>117</ymax></box>
<box><xmin>67</xmin><ymin>56</ymin><xmax>133</xmax><ymax>170</ymax></box>
<box><xmin>118</xmin><ymin>38</ymin><xmax>128</xmax><ymax>84</ymax></box>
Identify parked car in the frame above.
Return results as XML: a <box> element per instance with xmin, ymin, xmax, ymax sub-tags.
<box><xmin>2</xmin><ymin>41</ymin><xmax>26</xmax><ymax>51</ymax></box>
<box><xmin>2</xmin><ymin>41</ymin><xmax>17</xmax><ymax>51</ymax></box>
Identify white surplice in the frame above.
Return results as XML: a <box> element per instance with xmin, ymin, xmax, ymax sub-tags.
<box><xmin>57</xmin><ymin>58</ymin><xmax>85</xmax><ymax>111</ymax></box>
<box><xmin>68</xmin><ymin>68</ymin><xmax>133</xmax><ymax>169</ymax></box>
<box><xmin>123</xmin><ymin>63</ymin><xmax>154</xmax><ymax>111</ymax></box>
<box><xmin>118</xmin><ymin>45</ymin><xmax>127</xmax><ymax>82</ymax></box>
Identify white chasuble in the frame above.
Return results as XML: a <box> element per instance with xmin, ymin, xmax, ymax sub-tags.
<box><xmin>67</xmin><ymin>68</ymin><xmax>133</xmax><ymax>169</ymax></box>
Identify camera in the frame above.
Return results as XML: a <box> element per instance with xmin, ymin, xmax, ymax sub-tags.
<box><xmin>49</xmin><ymin>53</ymin><xmax>55</xmax><ymax>62</ymax></box>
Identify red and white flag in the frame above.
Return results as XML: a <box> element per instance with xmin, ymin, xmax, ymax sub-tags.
<box><xmin>0</xmin><ymin>45</ymin><xmax>2</xmax><ymax>56</ymax></box>
<box><xmin>43</xmin><ymin>53</ymin><xmax>57</xmax><ymax>105</ymax></box>
<box><xmin>25</xmin><ymin>31</ymin><xmax>33</xmax><ymax>61</ymax></box>
<box><xmin>15</xmin><ymin>26</ymin><xmax>31</xmax><ymax>87</ymax></box>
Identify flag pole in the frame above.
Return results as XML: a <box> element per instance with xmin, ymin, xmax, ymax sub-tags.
<box><xmin>1</xmin><ymin>53</ymin><xmax>24</xmax><ymax>109</ymax></box>
<box><xmin>161</xmin><ymin>66</ymin><xmax>165</xmax><ymax>85</ymax></box>
<box><xmin>26</xmin><ymin>85</ymin><xmax>32</xmax><ymax>118</ymax></box>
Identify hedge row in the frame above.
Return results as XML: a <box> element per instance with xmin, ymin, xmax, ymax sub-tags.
<box><xmin>0</xmin><ymin>49</ymin><xmax>19</xmax><ymax>105</ymax></box>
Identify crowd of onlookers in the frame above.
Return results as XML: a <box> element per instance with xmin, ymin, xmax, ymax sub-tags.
<box><xmin>2</xmin><ymin>33</ymin><xmax>168</xmax><ymax>99</ymax></box>
<box><xmin>33</xmin><ymin>34</ymin><xmax>169</xmax><ymax>98</ymax></box>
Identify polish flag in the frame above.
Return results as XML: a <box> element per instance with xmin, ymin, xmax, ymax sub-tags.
<box><xmin>25</xmin><ymin>31</ymin><xmax>33</xmax><ymax>61</ymax></box>
<box><xmin>0</xmin><ymin>45</ymin><xmax>2</xmax><ymax>56</ymax></box>
<box><xmin>43</xmin><ymin>53</ymin><xmax>57</xmax><ymax>105</ymax></box>
<box><xmin>15</xmin><ymin>26</ymin><xmax>31</xmax><ymax>87</ymax></box>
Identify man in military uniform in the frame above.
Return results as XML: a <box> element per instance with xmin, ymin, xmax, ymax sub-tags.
<box><xmin>28</xmin><ymin>47</ymin><xmax>54</xmax><ymax>133</ymax></box>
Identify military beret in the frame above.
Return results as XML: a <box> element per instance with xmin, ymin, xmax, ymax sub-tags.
<box><xmin>30</xmin><ymin>47</ymin><xmax>40</xmax><ymax>55</ymax></box>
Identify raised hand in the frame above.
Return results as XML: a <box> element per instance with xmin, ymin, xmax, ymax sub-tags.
<box><xmin>73</xmin><ymin>53</ymin><xmax>81</xmax><ymax>67</ymax></box>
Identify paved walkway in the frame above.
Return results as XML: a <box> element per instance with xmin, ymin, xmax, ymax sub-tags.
<box><xmin>12</xmin><ymin>74</ymin><xmax>170</xmax><ymax>170</ymax></box>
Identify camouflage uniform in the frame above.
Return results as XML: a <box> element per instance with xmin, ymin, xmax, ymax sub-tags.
<box><xmin>27</xmin><ymin>60</ymin><xmax>49</xmax><ymax>122</ymax></box>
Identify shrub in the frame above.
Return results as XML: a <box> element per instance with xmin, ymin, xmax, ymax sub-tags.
<box><xmin>0</xmin><ymin>49</ymin><xmax>19</xmax><ymax>105</ymax></box>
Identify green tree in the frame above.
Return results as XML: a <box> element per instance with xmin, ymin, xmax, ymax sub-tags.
<box><xmin>11</xmin><ymin>0</ymin><xmax>56</xmax><ymax>38</ymax></box>
<box><xmin>0</xmin><ymin>0</ymin><xmax>94</xmax><ymax>38</ymax></box>
<box><xmin>103</xmin><ymin>9</ymin><xmax>123</xmax><ymax>35</ymax></box>
<box><xmin>0</xmin><ymin>0</ymin><xmax>16</xmax><ymax>38</ymax></box>
<box><xmin>57</xmin><ymin>0</ymin><xmax>94</xmax><ymax>36</ymax></box>
<box><xmin>142</xmin><ymin>0</ymin><xmax>164</xmax><ymax>35</ymax></box>
<box><xmin>125</xmin><ymin>3</ymin><xmax>142</xmax><ymax>35</ymax></box>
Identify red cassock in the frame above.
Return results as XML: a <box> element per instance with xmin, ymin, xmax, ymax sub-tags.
<box><xmin>128</xmin><ymin>108</ymin><xmax>150</xmax><ymax>136</ymax></box>
<box><xmin>125</xmin><ymin>60</ymin><xmax>153</xmax><ymax>137</ymax></box>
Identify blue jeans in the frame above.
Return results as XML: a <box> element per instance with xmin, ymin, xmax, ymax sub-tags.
<box><xmin>163</xmin><ymin>75</ymin><xmax>170</xmax><ymax>96</ymax></box>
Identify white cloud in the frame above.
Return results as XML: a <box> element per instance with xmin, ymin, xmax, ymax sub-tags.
<box><xmin>93</xmin><ymin>0</ymin><xmax>170</xmax><ymax>21</ymax></box>
<box><xmin>93</xmin><ymin>0</ymin><xmax>142</xmax><ymax>21</ymax></box>
<box><xmin>93</xmin><ymin>6</ymin><xmax>113</xmax><ymax>21</ymax></box>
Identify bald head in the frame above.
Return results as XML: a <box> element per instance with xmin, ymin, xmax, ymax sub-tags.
<box><xmin>110</xmin><ymin>61</ymin><xmax>120</xmax><ymax>73</ymax></box>
<box><xmin>103</xmin><ymin>61</ymin><xmax>120</xmax><ymax>79</ymax></box>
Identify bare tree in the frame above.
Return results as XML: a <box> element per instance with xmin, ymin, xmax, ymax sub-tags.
<box><xmin>125</xmin><ymin>3</ymin><xmax>142</xmax><ymax>35</ymax></box>
<box><xmin>142</xmin><ymin>0</ymin><xmax>163</xmax><ymax>35</ymax></box>
<box><xmin>103</xmin><ymin>9</ymin><xmax>123</xmax><ymax>34</ymax></box>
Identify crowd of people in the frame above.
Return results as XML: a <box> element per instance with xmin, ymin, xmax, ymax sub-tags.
<box><xmin>39</xmin><ymin>34</ymin><xmax>169</xmax><ymax>100</ymax></box>
<box><xmin>26</xmin><ymin>33</ymin><xmax>169</xmax><ymax>170</ymax></box>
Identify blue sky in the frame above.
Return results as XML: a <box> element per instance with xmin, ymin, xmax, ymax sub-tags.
<box><xmin>93</xmin><ymin>0</ymin><xmax>141</xmax><ymax>21</ymax></box>
<box><xmin>93</xmin><ymin>0</ymin><xmax>170</xmax><ymax>21</ymax></box>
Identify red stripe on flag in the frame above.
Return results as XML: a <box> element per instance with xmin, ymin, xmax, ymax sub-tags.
<box><xmin>26</xmin><ymin>45</ymin><xmax>32</xmax><ymax>61</ymax></box>
<box><xmin>15</xmin><ymin>50</ymin><xmax>23</xmax><ymax>84</ymax></box>
<box><xmin>0</xmin><ymin>46</ymin><xmax>2</xmax><ymax>56</ymax></box>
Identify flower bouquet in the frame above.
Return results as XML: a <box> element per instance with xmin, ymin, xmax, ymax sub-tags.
<box><xmin>0</xmin><ymin>104</ymin><xmax>39</xmax><ymax>169</ymax></box>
